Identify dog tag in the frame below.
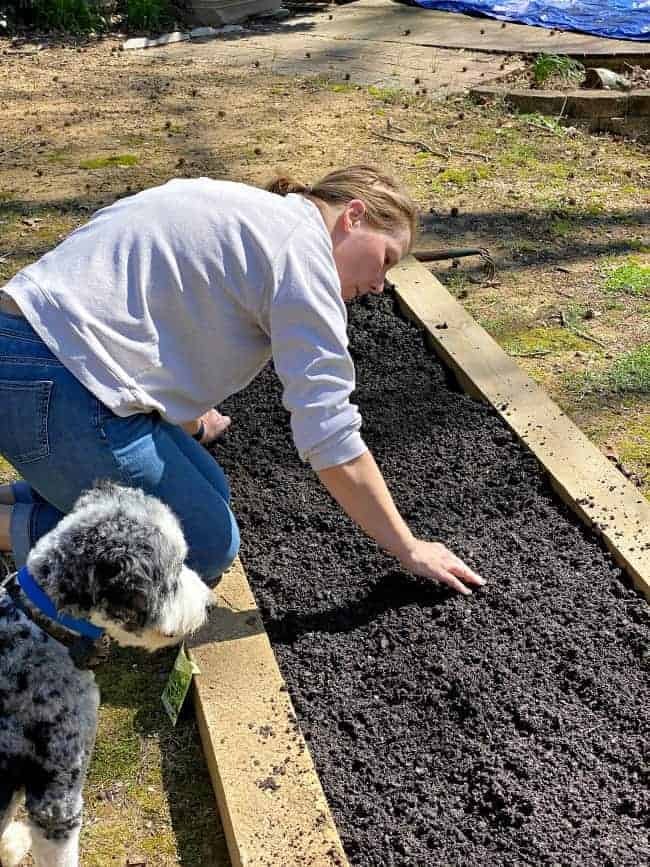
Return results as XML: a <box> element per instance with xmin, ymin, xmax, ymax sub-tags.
<box><xmin>161</xmin><ymin>643</ymin><xmax>201</xmax><ymax>726</ymax></box>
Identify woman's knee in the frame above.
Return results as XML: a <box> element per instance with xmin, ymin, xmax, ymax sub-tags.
<box><xmin>187</xmin><ymin>509</ymin><xmax>240</xmax><ymax>586</ymax></box>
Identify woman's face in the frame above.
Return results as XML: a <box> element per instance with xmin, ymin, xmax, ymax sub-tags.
<box><xmin>330</xmin><ymin>200</ymin><xmax>411</xmax><ymax>303</ymax></box>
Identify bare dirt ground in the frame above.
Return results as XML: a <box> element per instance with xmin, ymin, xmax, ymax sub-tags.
<box><xmin>1</xmin><ymin>24</ymin><xmax>649</xmax><ymax>865</ymax></box>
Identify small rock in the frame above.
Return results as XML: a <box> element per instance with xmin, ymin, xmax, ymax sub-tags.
<box><xmin>189</xmin><ymin>26</ymin><xmax>221</xmax><ymax>40</ymax></box>
<box><xmin>256</xmin><ymin>6</ymin><xmax>291</xmax><ymax>19</ymax></box>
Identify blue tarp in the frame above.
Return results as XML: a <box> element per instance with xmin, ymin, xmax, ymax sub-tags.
<box><xmin>410</xmin><ymin>1</ymin><xmax>650</xmax><ymax>41</ymax></box>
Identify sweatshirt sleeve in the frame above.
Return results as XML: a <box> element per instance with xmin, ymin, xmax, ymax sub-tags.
<box><xmin>269</xmin><ymin>231</ymin><xmax>368</xmax><ymax>472</ymax></box>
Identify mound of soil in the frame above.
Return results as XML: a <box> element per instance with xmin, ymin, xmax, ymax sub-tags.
<box><xmin>216</xmin><ymin>291</ymin><xmax>650</xmax><ymax>866</ymax></box>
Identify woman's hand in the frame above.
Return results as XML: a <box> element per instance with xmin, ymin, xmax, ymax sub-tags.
<box><xmin>317</xmin><ymin>451</ymin><xmax>485</xmax><ymax>596</ymax></box>
<box><xmin>199</xmin><ymin>409</ymin><xmax>231</xmax><ymax>443</ymax></box>
<box><xmin>182</xmin><ymin>409</ymin><xmax>231</xmax><ymax>444</ymax></box>
<box><xmin>397</xmin><ymin>539</ymin><xmax>484</xmax><ymax>596</ymax></box>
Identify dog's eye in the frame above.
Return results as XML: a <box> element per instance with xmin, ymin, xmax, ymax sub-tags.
<box><xmin>132</xmin><ymin>592</ymin><xmax>148</xmax><ymax>613</ymax></box>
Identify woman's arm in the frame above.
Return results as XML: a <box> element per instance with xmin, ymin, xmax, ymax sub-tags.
<box><xmin>317</xmin><ymin>450</ymin><xmax>484</xmax><ymax>595</ymax></box>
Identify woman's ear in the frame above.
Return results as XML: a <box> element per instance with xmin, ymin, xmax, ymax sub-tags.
<box><xmin>342</xmin><ymin>199</ymin><xmax>366</xmax><ymax>231</ymax></box>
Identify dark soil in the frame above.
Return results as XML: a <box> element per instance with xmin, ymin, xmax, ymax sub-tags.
<box><xmin>215</xmin><ymin>291</ymin><xmax>650</xmax><ymax>867</ymax></box>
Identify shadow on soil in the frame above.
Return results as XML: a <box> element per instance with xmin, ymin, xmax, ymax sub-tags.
<box><xmin>264</xmin><ymin>570</ymin><xmax>449</xmax><ymax>644</ymax></box>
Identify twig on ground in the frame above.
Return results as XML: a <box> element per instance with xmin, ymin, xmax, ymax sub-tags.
<box><xmin>570</xmin><ymin>327</ymin><xmax>608</xmax><ymax>349</ymax></box>
<box><xmin>559</xmin><ymin>309</ymin><xmax>608</xmax><ymax>348</ymax></box>
<box><xmin>0</xmin><ymin>140</ymin><xmax>37</xmax><ymax>158</ymax></box>
<box><xmin>430</xmin><ymin>125</ymin><xmax>490</xmax><ymax>161</ymax></box>
<box><xmin>386</xmin><ymin>118</ymin><xmax>407</xmax><ymax>134</ymax></box>
<box><xmin>373</xmin><ymin>123</ymin><xmax>489</xmax><ymax>162</ymax></box>
<box><xmin>371</xmin><ymin>129</ymin><xmax>446</xmax><ymax>157</ymax></box>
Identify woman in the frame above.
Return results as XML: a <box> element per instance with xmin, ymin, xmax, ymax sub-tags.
<box><xmin>0</xmin><ymin>165</ymin><xmax>483</xmax><ymax>595</ymax></box>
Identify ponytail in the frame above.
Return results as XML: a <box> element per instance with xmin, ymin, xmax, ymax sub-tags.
<box><xmin>265</xmin><ymin>164</ymin><xmax>417</xmax><ymax>250</ymax></box>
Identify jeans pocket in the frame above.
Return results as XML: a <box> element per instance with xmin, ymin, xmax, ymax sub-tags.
<box><xmin>0</xmin><ymin>379</ymin><xmax>53</xmax><ymax>463</ymax></box>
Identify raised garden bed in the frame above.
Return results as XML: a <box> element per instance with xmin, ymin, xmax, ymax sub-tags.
<box><xmin>210</xmin><ymin>285</ymin><xmax>650</xmax><ymax>865</ymax></box>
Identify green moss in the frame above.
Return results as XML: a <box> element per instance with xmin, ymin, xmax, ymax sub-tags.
<box><xmin>619</xmin><ymin>414</ymin><xmax>650</xmax><ymax>465</ymax></box>
<box><xmin>367</xmin><ymin>85</ymin><xmax>405</xmax><ymax>104</ymax></box>
<box><xmin>431</xmin><ymin>165</ymin><xmax>492</xmax><ymax>192</ymax></box>
<box><xmin>549</xmin><ymin>218</ymin><xmax>574</xmax><ymax>238</ymax></box>
<box><xmin>89</xmin><ymin>708</ymin><xmax>141</xmax><ymax>784</ymax></box>
<box><xmin>604</xmin><ymin>261</ymin><xmax>650</xmax><ymax>296</ymax></box>
<box><xmin>80</xmin><ymin>154</ymin><xmax>139</xmax><ymax>170</ymax></box>
<box><xmin>545</xmin><ymin>162</ymin><xmax>570</xmax><ymax>180</ymax></box>
<box><xmin>499</xmin><ymin>326</ymin><xmax>591</xmax><ymax>355</ymax></box>
<box><xmin>498</xmin><ymin>142</ymin><xmax>539</xmax><ymax>167</ymax></box>
<box><xmin>628</xmin><ymin>238</ymin><xmax>650</xmax><ymax>254</ymax></box>
<box><xmin>512</xmin><ymin>239</ymin><xmax>544</xmax><ymax>255</ymax></box>
<box><xmin>328</xmin><ymin>82</ymin><xmax>356</xmax><ymax>93</ymax></box>
<box><xmin>0</xmin><ymin>456</ymin><xmax>18</xmax><ymax>485</ymax></box>
<box><xmin>141</xmin><ymin>833</ymin><xmax>178</xmax><ymax>855</ymax></box>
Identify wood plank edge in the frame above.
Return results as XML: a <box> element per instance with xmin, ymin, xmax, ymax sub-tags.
<box><xmin>189</xmin><ymin>561</ymin><xmax>350</xmax><ymax>867</ymax></box>
<box><xmin>392</xmin><ymin>261</ymin><xmax>650</xmax><ymax>601</ymax></box>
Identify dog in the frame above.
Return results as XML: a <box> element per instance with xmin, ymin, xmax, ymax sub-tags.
<box><xmin>0</xmin><ymin>481</ymin><xmax>213</xmax><ymax>867</ymax></box>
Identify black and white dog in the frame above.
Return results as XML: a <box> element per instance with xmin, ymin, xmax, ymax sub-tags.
<box><xmin>0</xmin><ymin>482</ymin><xmax>213</xmax><ymax>867</ymax></box>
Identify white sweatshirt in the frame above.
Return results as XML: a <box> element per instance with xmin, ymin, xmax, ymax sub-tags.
<box><xmin>3</xmin><ymin>178</ymin><xmax>367</xmax><ymax>471</ymax></box>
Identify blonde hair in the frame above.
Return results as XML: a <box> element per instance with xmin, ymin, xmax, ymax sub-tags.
<box><xmin>266</xmin><ymin>164</ymin><xmax>418</xmax><ymax>251</ymax></box>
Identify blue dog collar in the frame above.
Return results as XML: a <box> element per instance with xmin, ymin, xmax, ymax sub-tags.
<box><xmin>17</xmin><ymin>565</ymin><xmax>105</xmax><ymax>640</ymax></box>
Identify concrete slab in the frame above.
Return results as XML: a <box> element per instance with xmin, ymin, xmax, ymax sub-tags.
<box><xmin>307</xmin><ymin>1</ymin><xmax>650</xmax><ymax>59</ymax></box>
<box><xmin>150</xmin><ymin>0</ymin><xmax>650</xmax><ymax>98</ymax></box>
<box><xmin>157</xmin><ymin>20</ymin><xmax>524</xmax><ymax>96</ymax></box>
<box><xmin>471</xmin><ymin>85</ymin><xmax>650</xmax><ymax>118</ymax></box>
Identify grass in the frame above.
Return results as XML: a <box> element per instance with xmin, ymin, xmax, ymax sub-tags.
<box><xmin>125</xmin><ymin>0</ymin><xmax>172</xmax><ymax>32</ymax></box>
<box><xmin>517</xmin><ymin>112</ymin><xmax>567</xmax><ymax>135</ymax></box>
<box><xmin>531</xmin><ymin>54</ymin><xmax>584</xmax><ymax>87</ymax></box>
<box><xmin>11</xmin><ymin>0</ymin><xmax>105</xmax><ymax>32</ymax></box>
<box><xmin>604</xmin><ymin>261</ymin><xmax>650</xmax><ymax>297</ymax></box>
<box><xmin>609</xmin><ymin>345</ymin><xmax>650</xmax><ymax>393</ymax></box>
<box><xmin>83</xmin><ymin>646</ymin><xmax>229</xmax><ymax>865</ymax></box>
<box><xmin>569</xmin><ymin>344</ymin><xmax>650</xmax><ymax>397</ymax></box>
<box><xmin>80</xmin><ymin>154</ymin><xmax>139</xmax><ymax>170</ymax></box>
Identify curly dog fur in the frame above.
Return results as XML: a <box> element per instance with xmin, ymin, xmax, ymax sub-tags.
<box><xmin>0</xmin><ymin>482</ymin><xmax>213</xmax><ymax>867</ymax></box>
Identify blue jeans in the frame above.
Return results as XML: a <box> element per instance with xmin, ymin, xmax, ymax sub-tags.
<box><xmin>0</xmin><ymin>309</ymin><xmax>239</xmax><ymax>583</ymax></box>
